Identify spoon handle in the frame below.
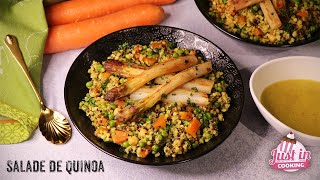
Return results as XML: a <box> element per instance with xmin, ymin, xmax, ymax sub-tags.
<box><xmin>4</xmin><ymin>35</ymin><xmax>44</xmax><ymax>106</ymax></box>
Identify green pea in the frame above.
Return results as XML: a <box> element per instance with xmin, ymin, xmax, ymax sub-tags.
<box><xmin>146</xmin><ymin>117</ymin><xmax>152</xmax><ymax>124</ymax></box>
<box><xmin>110</xmin><ymin>103</ymin><xmax>117</xmax><ymax>110</ymax></box>
<box><xmin>121</xmin><ymin>141</ymin><xmax>130</xmax><ymax>148</ymax></box>
<box><xmin>293</xmin><ymin>0</ymin><xmax>300</xmax><ymax>5</ymax></box>
<box><xmin>215</xmin><ymin>86</ymin><xmax>223</xmax><ymax>92</ymax></box>
<box><xmin>119</xmin><ymin>78</ymin><xmax>126</xmax><ymax>84</ymax></box>
<box><xmin>192</xmin><ymin>143</ymin><xmax>199</xmax><ymax>149</ymax></box>
<box><xmin>81</xmin><ymin>105</ymin><xmax>87</xmax><ymax>111</ymax></box>
<box><xmin>252</xmin><ymin>5</ymin><xmax>259</xmax><ymax>12</ymax></box>
<box><xmin>172</xmin><ymin>52</ymin><xmax>179</xmax><ymax>58</ymax></box>
<box><xmin>214</xmin><ymin>102</ymin><xmax>221</xmax><ymax>108</ymax></box>
<box><xmin>139</xmin><ymin>141</ymin><xmax>147</xmax><ymax>148</ymax></box>
<box><xmin>205</xmin><ymin>132</ymin><xmax>211</xmax><ymax>139</ymax></box>
<box><xmin>205</xmin><ymin>112</ymin><xmax>212</xmax><ymax>119</ymax></box>
<box><xmin>101</xmin><ymin>103</ymin><xmax>107</xmax><ymax>110</ymax></box>
<box><xmin>152</xmin><ymin>145</ymin><xmax>159</xmax><ymax>152</ymax></box>
<box><xmin>86</xmin><ymin>81</ymin><xmax>93</xmax><ymax>88</ymax></box>
<box><xmin>146</xmin><ymin>51</ymin><xmax>153</xmax><ymax>56</ymax></box>
<box><xmin>185</xmin><ymin>141</ymin><xmax>191</xmax><ymax>148</ymax></box>
<box><xmin>310</xmin><ymin>26</ymin><xmax>316</xmax><ymax>32</ymax></box>
<box><xmin>173</xmin><ymin>102</ymin><xmax>177</xmax><ymax>106</ymax></box>
<box><xmin>109</xmin><ymin>120</ymin><xmax>116</xmax><ymax>127</ymax></box>
<box><xmin>160</xmin><ymin>129</ymin><xmax>168</xmax><ymax>137</ymax></box>
<box><xmin>108</xmin><ymin>113</ymin><xmax>115</xmax><ymax>120</ymax></box>
<box><xmin>183</xmin><ymin>120</ymin><xmax>190</xmax><ymax>126</ymax></box>
<box><xmin>157</xmin><ymin>135</ymin><xmax>163</xmax><ymax>141</ymax></box>
<box><xmin>103</xmin><ymin>111</ymin><xmax>109</xmax><ymax>117</ymax></box>
<box><xmin>195</xmin><ymin>107</ymin><xmax>202</xmax><ymax>114</ymax></box>
<box><xmin>177</xmin><ymin>49</ymin><xmax>184</xmax><ymax>55</ymax></box>
<box><xmin>203</xmin><ymin>118</ymin><xmax>209</xmax><ymax>127</ymax></box>
<box><xmin>96</xmin><ymin>64</ymin><xmax>104</xmax><ymax>72</ymax></box>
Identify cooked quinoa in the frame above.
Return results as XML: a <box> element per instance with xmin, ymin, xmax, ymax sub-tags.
<box><xmin>79</xmin><ymin>40</ymin><xmax>231</xmax><ymax>158</ymax></box>
<box><xmin>209</xmin><ymin>0</ymin><xmax>320</xmax><ymax>44</ymax></box>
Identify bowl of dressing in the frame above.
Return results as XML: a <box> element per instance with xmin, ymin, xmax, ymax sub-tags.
<box><xmin>250</xmin><ymin>56</ymin><xmax>320</xmax><ymax>146</ymax></box>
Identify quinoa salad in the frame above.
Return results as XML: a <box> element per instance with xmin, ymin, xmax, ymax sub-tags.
<box><xmin>79</xmin><ymin>40</ymin><xmax>231</xmax><ymax>158</ymax></box>
<box><xmin>209</xmin><ymin>0</ymin><xmax>320</xmax><ymax>44</ymax></box>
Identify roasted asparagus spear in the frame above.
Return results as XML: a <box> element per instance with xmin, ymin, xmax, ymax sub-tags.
<box><xmin>103</xmin><ymin>60</ymin><xmax>214</xmax><ymax>94</ymax></box>
<box><xmin>105</xmin><ymin>55</ymin><xmax>198</xmax><ymax>101</ymax></box>
<box><xmin>154</xmin><ymin>74</ymin><xmax>214</xmax><ymax>94</ymax></box>
<box><xmin>115</xmin><ymin>62</ymin><xmax>212</xmax><ymax>122</ymax></box>
<box><xmin>260</xmin><ymin>0</ymin><xmax>282</xmax><ymax>29</ymax></box>
<box><xmin>230</xmin><ymin>0</ymin><xmax>264</xmax><ymax>12</ymax></box>
<box><xmin>130</xmin><ymin>86</ymin><xmax>209</xmax><ymax>106</ymax></box>
<box><xmin>103</xmin><ymin>59</ymin><xmax>145</xmax><ymax>77</ymax></box>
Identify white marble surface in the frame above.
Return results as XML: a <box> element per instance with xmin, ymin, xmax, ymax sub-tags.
<box><xmin>1</xmin><ymin>0</ymin><xmax>320</xmax><ymax>179</ymax></box>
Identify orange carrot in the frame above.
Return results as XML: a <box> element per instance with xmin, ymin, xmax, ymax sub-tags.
<box><xmin>179</xmin><ymin>111</ymin><xmax>193</xmax><ymax>121</ymax></box>
<box><xmin>139</xmin><ymin>146</ymin><xmax>152</xmax><ymax>158</ymax></box>
<box><xmin>44</xmin><ymin>4</ymin><xmax>165</xmax><ymax>54</ymax></box>
<box><xmin>153</xmin><ymin>114</ymin><xmax>166</xmax><ymax>129</ymax></box>
<box><xmin>114</xmin><ymin>99</ymin><xmax>125</xmax><ymax>108</ymax></box>
<box><xmin>46</xmin><ymin>0</ymin><xmax>176</xmax><ymax>26</ymax></box>
<box><xmin>296</xmin><ymin>11</ymin><xmax>308</xmax><ymax>18</ymax></box>
<box><xmin>101</xmin><ymin>72</ymin><xmax>111</xmax><ymax>82</ymax></box>
<box><xmin>253</xmin><ymin>27</ymin><xmax>263</xmax><ymax>36</ymax></box>
<box><xmin>97</xmin><ymin>118</ymin><xmax>108</xmax><ymax>126</ymax></box>
<box><xmin>238</xmin><ymin>16</ymin><xmax>246</xmax><ymax>25</ymax></box>
<box><xmin>112</xmin><ymin>130</ymin><xmax>128</xmax><ymax>144</ymax></box>
<box><xmin>186</xmin><ymin>118</ymin><xmax>201</xmax><ymax>138</ymax></box>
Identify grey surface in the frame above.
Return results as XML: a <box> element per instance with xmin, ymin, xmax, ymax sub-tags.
<box><xmin>1</xmin><ymin>0</ymin><xmax>320</xmax><ymax>179</ymax></box>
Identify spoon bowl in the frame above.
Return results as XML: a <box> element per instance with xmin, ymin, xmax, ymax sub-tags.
<box><xmin>4</xmin><ymin>35</ymin><xmax>71</xmax><ymax>144</ymax></box>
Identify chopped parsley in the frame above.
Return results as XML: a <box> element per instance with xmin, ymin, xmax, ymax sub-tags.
<box><xmin>191</xmin><ymin>87</ymin><xmax>198</xmax><ymax>92</ymax></box>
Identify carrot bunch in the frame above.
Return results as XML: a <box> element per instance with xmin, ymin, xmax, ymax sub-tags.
<box><xmin>44</xmin><ymin>0</ymin><xmax>176</xmax><ymax>54</ymax></box>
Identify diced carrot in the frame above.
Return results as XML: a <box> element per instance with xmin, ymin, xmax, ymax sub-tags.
<box><xmin>179</xmin><ymin>111</ymin><xmax>193</xmax><ymax>121</ymax></box>
<box><xmin>296</xmin><ymin>11</ymin><xmax>308</xmax><ymax>18</ymax></box>
<box><xmin>101</xmin><ymin>72</ymin><xmax>111</xmax><ymax>82</ymax></box>
<box><xmin>151</xmin><ymin>42</ymin><xmax>162</xmax><ymax>48</ymax></box>
<box><xmin>134</xmin><ymin>45</ymin><xmax>141</xmax><ymax>53</ymax></box>
<box><xmin>45</xmin><ymin>4</ymin><xmax>165</xmax><ymax>54</ymax></box>
<box><xmin>253</xmin><ymin>27</ymin><xmax>263</xmax><ymax>36</ymax></box>
<box><xmin>97</xmin><ymin>118</ymin><xmax>108</xmax><ymax>126</ymax></box>
<box><xmin>112</xmin><ymin>130</ymin><xmax>128</xmax><ymax>144</ymax></box>
<box><xmin>186</xmin><ymin>118</ymin><xmax>201</xmax><ymax>138</ymax></box>
<box><xmin>116</xmin><ymin>120</ymin><xmax>122</xmax><ymax>126</ymax></box>
<box><xmin>135</xmin><ymin>53</ymin><xmax>141</xmax><ymax>60</ymax></box>
<box><xmin>153</xmin><ymin>114</ymin><xmax>166</xmax><ymax>129</ymax></box>
<box><xmin>186</xmin><ymin>106</ymin><xmax>194</xmax><ymax>112</ymax></box>
<box><xmin>139</xmin><ymin>146</ymin><xmax>151</xmax><ymax>158</ymax></box>
<box><xmin>238</xmin><ymin>16</ymin><xmax>246</xmax><ymax>25</ymax></box>
<box><xmin>114</xmin><ymin>99</ymin><xmax>125</xmax><ymax>108</ymax></box>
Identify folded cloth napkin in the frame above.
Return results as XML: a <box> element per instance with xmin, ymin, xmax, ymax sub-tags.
<box><xmin>0</xmin><ymin>0</ymin><xmax>48</xmax><ymax>144</ymax></box>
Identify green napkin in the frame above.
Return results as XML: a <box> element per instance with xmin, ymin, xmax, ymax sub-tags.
<box><xmin>0</xmin><ymin>0</ymin><xmax>48</xmax><ymax>144</ymax></box>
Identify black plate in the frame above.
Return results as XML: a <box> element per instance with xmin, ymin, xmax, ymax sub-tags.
<box><xmin>194</xmin><ymin>0</ymin><xmax>320</xmax><ymax>47</ymax></box>
<box><xmin>64</xmin><ymin>25</ymin><xmax>245</xmax><ymax>165</ymax></box>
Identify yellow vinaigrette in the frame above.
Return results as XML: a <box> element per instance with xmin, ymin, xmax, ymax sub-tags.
<box><xmin>261</xmin><ymin>79</ymin><xmax>320</xmax><ymax>137</ymax></box>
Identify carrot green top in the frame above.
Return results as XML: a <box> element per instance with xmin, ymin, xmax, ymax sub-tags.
<box><xmin>0</xmin><ymin>0</ymin><xmax>48</xmax><ymax>144</ymax></box>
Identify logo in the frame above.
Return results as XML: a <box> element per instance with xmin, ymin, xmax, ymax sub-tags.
<box><xmin>269</xmin><ymin>132</ymin><xmax>311</xmax><ymax>172</ymax></box>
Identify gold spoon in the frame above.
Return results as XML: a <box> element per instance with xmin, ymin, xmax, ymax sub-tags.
<box><xmin>4</xmin><ymin>34</ymin><xmax>71</xmax><ymax>144</ymax></box>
